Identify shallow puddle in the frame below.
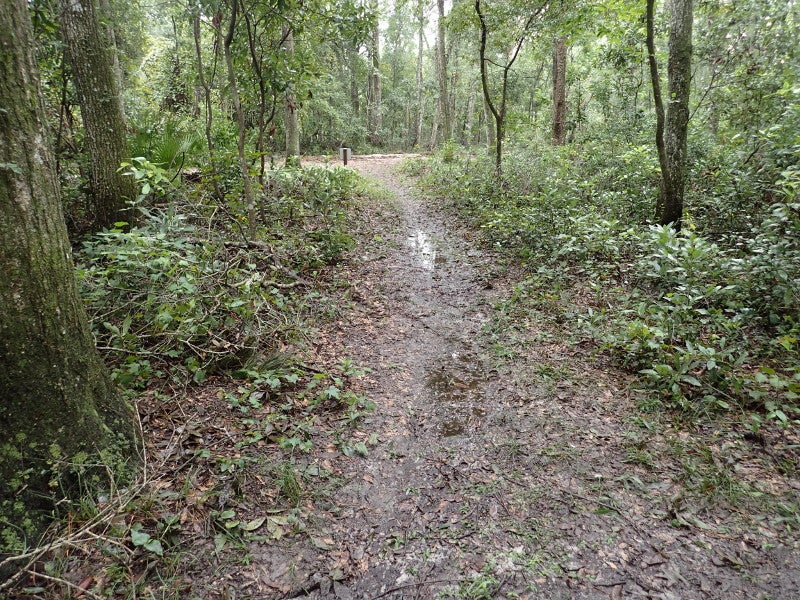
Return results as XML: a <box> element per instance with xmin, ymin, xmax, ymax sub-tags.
<box><xmin>440</xmin><ymin>408</ymin><xmax>488</xmax><ymax>438</ymax></box>
<box><xmin>426</xmin><ymin>357</ymin><xmax>489</xmax><ymax>437</ymax></box>
<box><xmin>407</xmin><ymin>229</ymin><xmax>438</xmax><ymax>270</ymax></box>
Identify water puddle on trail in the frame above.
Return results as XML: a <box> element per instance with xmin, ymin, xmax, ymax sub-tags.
<box><xmin>425</xmin><ymin>352</ymin><xmax>489</xmax><ymax>438</ymax></box>
<box><xmin>407</xmin><ymin>230</ymin><xmax>444</xmax><ymax>270</ymax></box>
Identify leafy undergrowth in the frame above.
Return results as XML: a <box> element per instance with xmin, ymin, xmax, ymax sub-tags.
<box><xmin>410</xmin><ymin>143</ymin><xmax>800</xmax><ymax>431</ymax></box>
<box><xmin>0</xmin><ymin>165</ymin><xmax>378</xmax><ymax>597</ymax></box>
<box><xmin>409</xmin><ymin>143</ymin><xmax>800</xmax><ymax>530</ymax></box>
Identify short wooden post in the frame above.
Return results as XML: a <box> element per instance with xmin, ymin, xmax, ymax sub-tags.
<box><xmin>339</xmin><ymin>147</ymin><xmax>351</xmax><ymax>166</ymax></box>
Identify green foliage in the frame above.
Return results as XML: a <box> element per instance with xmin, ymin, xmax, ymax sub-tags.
<box><xmin>119</xmin><ymin>157</ymin><xmax>171</xmax><ymax>207</ymax></box>
<box><xmin>419</xmin><ymin>137</ymin><xmax>800</xmax><ymax>428</ymax></box>
<box><xmin>129</xmin><ymin>118</ymin><xmax>203</xmax><ymax>170</ymax></box>
<box><xmin>77</xmin><ymin>164</ymin><xmax>360</xmax><ymax>388</ymax></box>
<box><xmin>262</xmin><ymin>165</ymin><xmax>358</xmax><ymax>266</ymax></box>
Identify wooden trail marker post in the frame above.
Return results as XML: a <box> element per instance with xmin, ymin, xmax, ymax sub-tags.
<box><xmin>339</xmin><ymin>147</ymin><xmax>351</xmax><ymax>166</ymax></box>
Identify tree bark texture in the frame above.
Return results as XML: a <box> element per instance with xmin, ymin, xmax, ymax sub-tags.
<box><xmin>436</xmin><ymin>0</ymin><xmax>451</xmax><ymax>143</ymax></box>
<box><xmin>661</xmin><ymin>0</ymin><xmax>693</xmax><ymax>228</ymax></box>
<box><xmin>647</xmin><ymin>0</ymin><xmax>693</xmax><ymax>229</ymax></box>
<box><xmin>0</xmin><ymin>0</ymin><xmax>140</xmax><ymax>545</ymax></box>
<box><xmin>367</xmin><ymin>14</ymin><xmax>382</xmax><ymax>146</ymax></box>
<box><xmin>282</xmin><ymin>25</ymin><xmax>301</xmax><ymax>165</ymax></box>
<box><xmin>224</xmin><ymin>0</ymin><xmax>258</xmax><ymax>238</ymax></box>
<box><xmin>415</xmin><ymin>0</ymin><xmax>425</xmax><ymax>148</ymax></box>
<box><xmin>58</xmin><ymin>0</ymin><xmax>137</xmax><ymax>230</ymax></box>
<box><xmin>552</xmin><ymin>37</ymin><xmax>568</xmax><ymax>145</ymax></box>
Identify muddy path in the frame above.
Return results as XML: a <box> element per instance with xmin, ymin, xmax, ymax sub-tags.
<box><xmin>250</xmin><ymin>155</ymin><xmax>799</xmax><ymax>599</ymax></box>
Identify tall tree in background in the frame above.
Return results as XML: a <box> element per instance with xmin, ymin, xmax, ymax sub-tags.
<box><xmin>193</xmin><ymin>9</ymin><xmax>225</xmax><ymax>201</ymax></box>
<box><xmin>367</xmin><ymin>7</ymin><xmax>383</xmax><ymax>146</ymax></box>
<box><xmin>435</xmin><ymin>0</ymin><xmax>451</xmax><ymax>143</ymax></box>
<box><xmin>1</xmin><ymin>0</ymin><xmax>140</xmax><ymax>542</ymax></box>
<box><xmin>552</xmin><ymin>36</ymin><xmax>568</xmax><ymax>145</ymax></box>
<box><xmin>58</xmin><ymin>0</ymin><xmax>137</xmax><ymax>229</ymax></box>
<box><xmin>414</xmin><ymin>0</ymin><xmax>426</xmax><ymax>147</ymax></box>
<box><xmin>476</xmin><ymin>0</ymin><xmax>545</xmax><ymax>172</ymax></box>
<box><xmin>283</xmin><ymin>23</ymin><xmax>301</xmax><ymax>164</ymax></box>
<box><xmin>647</xmin><ymin>0</ymin><xmax>693</xmax><ymax>229</ymax></box>
<box><xmin>224</xmin><ymin>0</ymin><xmax>258</xmax><ymax>237</ymax></box>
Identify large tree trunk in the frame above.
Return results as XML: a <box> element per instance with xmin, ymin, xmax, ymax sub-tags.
<box><xmin>224</xmin><ymin>0</ymin><xmax>258</xmax><ymax>239</ymax></box>
<box><xmin>552</xmin><ymin>37</ymin><xmax>568</xmax><ymax>146</ymax></box>
<box><xmin>283</xmin><ymin>25</ymin><xmax>301</xmax><ymax>165</ymax></box>
<box><xmin>1</xmin><ymin>0</ymin><xmax>140</xmax><ymax>547</ymax></box>
<box><xmin>647</xmin><ymin>0</ymin><xmax>693</xmax><ymax>229</ymax></box>
<box><xmin>58</xmin><ymin>0</ymin><xmax>137</xmax><ymax>230</ymax></box>
<box><xmin>435</xmin><ymin>0</ymin><xmax>451</xmax><ymax>143</ymax></box>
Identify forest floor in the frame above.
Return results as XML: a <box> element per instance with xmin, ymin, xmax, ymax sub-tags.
<box><xmin>199</xmin><ymin>154</ymin><xmax>796</xmax><ymax>599</ymax></box>
<box><xmin>10</xmin><ymin>155</ymin><xmax>799</xmax><ymax>599</ymax></box>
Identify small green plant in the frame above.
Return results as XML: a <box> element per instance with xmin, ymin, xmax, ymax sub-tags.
<box><xmin>119</xmin><ymin>157</ymin><xmax>171</xmax><ymax>207</ymax></box>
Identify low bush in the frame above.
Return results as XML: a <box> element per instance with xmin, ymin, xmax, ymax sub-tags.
<box><xmin>77</xmin><ymin>164</ymin><xmax>360</xmax><ymax>388</ymax></box>
<box><xmin>416</xmin><ymin>143</ymin><xmax>799</xmax><ymax>429</ymax></box>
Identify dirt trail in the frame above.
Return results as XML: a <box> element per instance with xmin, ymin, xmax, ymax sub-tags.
<box><xmin>254</xmin><ymin>155</ymin><xmax>799</xmax><ymax>599</ymax></box>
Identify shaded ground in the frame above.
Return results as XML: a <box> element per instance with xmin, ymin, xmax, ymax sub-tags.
<box><xmin>243</xmin><ymin>155</ymin><xmax>800</xmax><ymax>598</ymax></box>
<box><xmin>6</xmin><ymin>155</ymin><xmax>798</xmax><ymax>599</ymax></box>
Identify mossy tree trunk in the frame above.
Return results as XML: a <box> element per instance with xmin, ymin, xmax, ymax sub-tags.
<box><xmin>647</xmin><ymin>0</ymin><xmax>693</xmax><ymax>230</ymax></box>
<box><xmin>57</xmin><ymin>0</ymin><xmax>137</xmax><ymax>230</ymax></box>
<box><xmin>0</xmin><ymin>0</ymin><xmax>140</xmax><ymax>551</ymax></box>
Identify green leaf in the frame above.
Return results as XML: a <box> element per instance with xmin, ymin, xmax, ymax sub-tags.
<box><xmin>682</xmin><ymin>375</ymin><xmax>702</xmax><ymax>387</ymax></box>
<box><xmin>241</xmin><ymin>517</ymin><xmax>266</xmax><ymax>532</ymax></box>
<box><xmin>130</xmin><ymin>523</ymin><xmax>150</xmax><ymax>547</ymax></box>
<box><xmin>0</xmin><ymin>162</ymin><xmax>23</xmax><ymax>175</ymax></box>
<box><xmin>144</xmin><ymin>538</ymin><xmax>164</xmax><ymax>556</ymax></box>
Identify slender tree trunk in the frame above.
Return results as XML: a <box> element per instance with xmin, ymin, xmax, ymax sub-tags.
<box><xmin>552</xmin><ymin>36</ymin><xmax>568</xmax><ymax>145</ymax></box>
<box><xmin>1</xmin><ymin>0</ymin><xmax>140</xmax><ymax>544</ymax></box>
<box><xmin>463</xmin><ymin>86</ymin><xmax>476</xmax><ymax>144</ymax></box>
<box><xmin>429</xmin><ymin>101</ymin><xmax>440</xmax><ymax>150</ymax></box>
<box><xmin>57</xmin><ymin>0</ymin><xmax>137</xmax><ymax>229</ymax></box>
<box><xmin>193</xmin><ymin>12</ymin><xmax>224</xmax><ymax>201</ymax></box>
<box><xmin>224</xmin><ymin>0</ymin><xmax>257</xmax><ymax>238</ymax></box>
<box><xmin>367</xmin><ymin>11</ymin><xmax>382</xmax><ymax>146</ymax></box>
<box><xmin>349</xmin><ymin>47</ymin><xmax>360</xmax><ymax>116</ymax></box>
<box><xmin>483</xmin><ymin>97</ymin><xmax>495</xmax><ymax>152</ymax></box>
<box><xmin>242</xmin><ymin>0</ymin><xmax>276</xmax><ymax>186</ymax></box>
<box><xmin>436</xmin><ymin>0</ymin><xmax>451</xmax><ymax>143</ymax></box>
<box><xmin>476</xmin><ymin>0</ymin><xmax>541</xmax><ymax>172</ymax></box>
<box><xmin>283</xmin><ymin>24</ymin><xmax>301</xmax><ymax>165</ymax></box>
<box><xmin>415</xmin><ymin>0</ymin><xmax>425</xmax><ymax>148</ymax></box>
<box><xmin>647</xmin><ymin>0</ymin><xmax>692</xmax><ymax>229</ymax></box>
